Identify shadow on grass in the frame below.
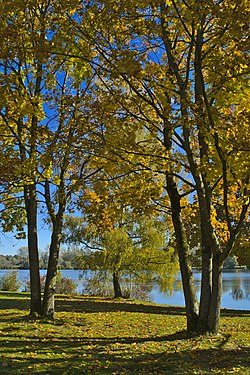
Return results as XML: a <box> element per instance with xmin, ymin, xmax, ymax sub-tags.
<box><xmin>55</xmin><ymin>296</ymin><xmax>250</xmax><ymax>317</ymax></box>
<box><xmin>0</xmin><ymin>293</ymin><xmax>186</xmax><ymax>316</ymax></box>
<box><xmin>0</xmin><ymin>332</ymin><xmax>249</xmax><ymax>374</ymax></box>
<box><xmin>220</xmin><ymin>308</ymin><xmax>250</xmax><ymax>317</ymax></box>
<box><xmin>0</xmin><ymin>298</ymin><xmax>30</xmax><ymax>310</ymax></box>
<box><xmin>1</xmin><ymin>329</ymin><xmax>195</xmax><ymax>348</ymax></box>
<box><xmin>1</xmin><ymin>292</ymin><xmax>249</xmax><ymax>317</ymax></box>
<box><xmin>1</xmin><ymin>293</ymin><xmax>249</xmax><ymax>374</ymax></box>
<box><xmin>55</xmin><ymin>296</ymin><xmax>187</xmax><ymax>316</ymax></box>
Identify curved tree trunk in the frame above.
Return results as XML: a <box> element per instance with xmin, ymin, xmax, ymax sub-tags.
<box><xmin>42</xmin><ymin>225</ymin><xmax>61</xmax><ymax>318</ymax></box>
<box><xmin>42</xmin><ymin>120</ymin><xmax>74</xmax><ymax>317</ymax></box>
<box><xmin>42</xmin><ymin>179</ymin><xmax>65</xmax><ymax>318</ymax></box>
<box><xmin>166</xmin><ymin>174</ymin><xmax>199</xmax><ymax>332</ymax></box>
<box><xmin>113</xmin><ymin>272</ymin><xmax>123</xmax><ymax>298</ymax></box>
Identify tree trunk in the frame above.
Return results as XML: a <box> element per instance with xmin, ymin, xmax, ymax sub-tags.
<box><xmin>208</xmin><ymin>255</ymin><xmax>223</xmax><ymax>333</ymax></box>
<box><xmin>18</xmin><ymin>119</ymin><xmax>42</xmax><ymax>316</ymax></box>
<box><xmin>197</xmin><ymin>249</ymin><xmax>212</xmax><ymax>332</ymax></box>
<box><xmin>193</xmin><ymin>25</ymin><xmax>214</xmax><ymax>333</ymax></box>
<box><xmin>24</xmin><ymin>185</ymin><xmax>42</xmax><ymax>316</ymax></box>
<box><xmin>113</xmin><ymin>272</ymin><xmax>123</xmax><ymax>298</ymax></box>
<box><xmin>196</xmin><ymin>191</ymin><xmax>223</xmax><ymax>333</ymax></box>
<box><xmin>166</xmin><ymin>174</ymin><xmax>199</xmax><ymax>332</ymax></box>
<box><xmin>42</xmin><ymin>224</ymin><xmax>62</xmax><ymax>318</ymax></box>
<box><xmin>196</xmin><ymin>199</ymin><xmax>213</xmax><ymax>332</ymax></box>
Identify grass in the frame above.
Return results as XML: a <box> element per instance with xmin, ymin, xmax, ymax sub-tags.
<box><xmin>0</xmin><ymin>292</ymin><xmax>249</xmax><ymax>374</ymax></box>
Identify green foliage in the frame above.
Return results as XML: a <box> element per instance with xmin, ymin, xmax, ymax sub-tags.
<box><xmin>223</xmin><ymin>256</ymin><xmax>239</xmax><ymax>270</ymax></box>
<box><xmin>0</xmin><ymin>271</ymin><xmax>21</xmax><ymax>292</ymax></box>
<box><xmin>233</xmin><ymin>222</ymin><xmax>250</xmax><ymax>270</ymax></box>
<box><xmin>82</xmin><ymin>271</ymin><xmax>113</xmax><ymax>297</ymax></box>
<box><xmin>0</xmin><ymin>255</ymin><xmax>18</xmax><ymax>269</ymax></box>
<box><xmin>69</xmin><ymin>215</ymin><xmax>179</xmax><ymax>293</ymax></box>
<box><xmin>16</xmin><ymin>247</ymin><xmax>29</xmax><ymax>269</ymax></box>
<box><xmin>234</xmin><ymin>244</ymin><xmax>250</xmax><ymax>270</ymax></box>
<box><xmin>55</xmin><ymin>272</ymin><xmax>77</xmax><ymax>295</ymax></box>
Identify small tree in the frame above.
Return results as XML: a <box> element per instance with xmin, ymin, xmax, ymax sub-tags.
<box><xmin>17</xmin><ymin>247</ymin><xmax>29</xmax><ymax>269</ymax></box>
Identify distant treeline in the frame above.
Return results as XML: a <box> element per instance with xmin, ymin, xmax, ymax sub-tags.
<box><xmin>0</xmin><ymin>247</ymin><xmax>82</xmax><ymax>270</ymax></box>
<box><xmin>0</xmin><ymin>248</ymin><xmax>244</xmax><ymax>271</ymax></box>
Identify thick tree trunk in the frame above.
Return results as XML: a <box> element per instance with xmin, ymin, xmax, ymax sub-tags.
<box><xmin>113</xmin><ymin>272</ymin><xmax>123</xmax><ymax>298</ymax></box>
<box><xmin>197</xmin><ymin>200</ymin><xmax>213</xmax><ymax>332</ymax></box>
<box><xmin>196</xmin><ymin>191</ymin><xmax>223</xmax><ymax>333</ymax></box>
<box><xmin>25</xmin><ymin>185</ymin><xmax>42</xmax><ymax>316</ymax></box>
<box><xmin>18</xmin><ymin>119</ymin><xmax>42</xmax><ymax>316</ymax></box>
<box><xmin>194</xmin><ymin>29</ymin><xmax>214</xmax><ymax>332</ymax></box>
<box><xmin>208</xmin><ymin>256</ymin><xmax>223</xmax><ymax>333</ymax></box>
<box><xmin>198</xmin><ymin>250</ymin><xmax>212</xmax><ymax>332</ymax></box>
<box><xmin>166</xmin><ymin>174</ymin><xmax>199</xmax><ymax>332</ymax></box>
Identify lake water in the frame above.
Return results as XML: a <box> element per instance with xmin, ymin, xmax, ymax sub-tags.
<box><xmin>0</xmin><ymin>269</ymin><xmax>249</xmax><ymax>310</ymax></box>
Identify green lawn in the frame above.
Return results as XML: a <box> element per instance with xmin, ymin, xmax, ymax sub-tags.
<box><xmin>0</xmin><ymin>292</ymin><xmax>249</xmax><ymax>374</ymax></box>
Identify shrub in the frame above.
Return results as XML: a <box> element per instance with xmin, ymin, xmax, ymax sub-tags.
<box><xmin>24</xmin><ymin>271</ymin><xmax>77</xmax><ymax>295</ymax></box>
<box><xmin>55</xmin><ymin>272</ymin><xmax>77</xmax><ymax>295</ymax></box>
<box><xmin>0</xmin><ymin>271</ymin><xmax>21</xmax><ymax>292</ymax></box>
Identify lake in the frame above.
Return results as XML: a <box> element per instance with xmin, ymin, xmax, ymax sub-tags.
<box><xmin>0</xmin><ymin>269</ymin><xmax>249</xmax><ymax>310</ymax></box>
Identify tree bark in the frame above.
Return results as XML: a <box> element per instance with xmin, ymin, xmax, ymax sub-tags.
<box><xmin>166</xmin><ymin>173</ymin><xmax>199</xmax><ymax>332</ymax></box>
<box><xmin>42</xmin><ymin>120</ymin><xmax>74</xmax><ymax>317</ymax></box>
<box><xmin>193</xmin><ymin>23</ymin><xmax>215</xmax><ymax>333</ymax></box>
<box><xmin>198</xmin><ymin>245</ymin><xmax>212</xmax><ymax>332</ymax></box>
<box><xmin>113</xmin><ymin>272</ymin><xmax>123</xmax><ymax>298</ymax></box>
<box><xmin>208</xmin><ymin>255</ymin><xmax>223</xmax><ymax>333</ymax></box>
<box><xmin>17</xmin><ymin>118</ymin><xmax>42</xmax><ymax>316</ymax></box>
<box><xmin>24</xmin><ymin>184</ymin><xmax>42</xmax><ymax>316</ymax></box>
<box><xmin>196</xmin><ymin>197</ymin><xmax>214</xmax><ymax>332</ymax></box>
<box><xmin>42</xmin><ymin>221</ymin><xmax>62</xmax><ymax>318</ymax></box>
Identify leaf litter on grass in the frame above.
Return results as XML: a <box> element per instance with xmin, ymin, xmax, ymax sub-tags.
<box><xmin>0</xmin><ymin>293</ymin><xmax>249</xmax><ymax>374</ymax></box>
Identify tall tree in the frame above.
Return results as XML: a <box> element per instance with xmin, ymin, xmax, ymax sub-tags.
<box><xmin>0</xmin><ymin>0</ymin><xmax>100</xmax><ymax>317</ymax></box>
<box><xmin>68</xmin><ymin>0</ymin><xmax>250</xmax><ymax>333</ymax></box>
<box><xmin>0</xmin><ymin>0</ymin><xmax>54</xmax><ymax>315</ymax></box>
<box><xmin>40</xmin><ymin>73</ymin><xmax>104</xmax><ymax>317</ymax></box>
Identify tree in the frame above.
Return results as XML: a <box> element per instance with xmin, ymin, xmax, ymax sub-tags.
<box><xmin>0</xmin><ymin>0</ymin><xmax>101</xmax><ymax>317</ymax></box>
<box><xmin>68</xmin><ymin>0</ymin><xmax>250</xmax><ymax>333</ymax></box>
<box><xmin>0</xmin><ymin>0</ymin><xmax>54</xmax><ymax>315</ymax></box>
<box><xmin>17</xmin><ymin>247</ymin><xmax>29</xmax><ymax>269</ymax></box>
<box><xmin>63</xmin><ymin>215</ymin><xmax>178</xmax><ymax>298</ymax></box>
<box><xmin>0</xmin><ymin>1</ymin><xmax>248</xmax><ymax>332</ymax></box>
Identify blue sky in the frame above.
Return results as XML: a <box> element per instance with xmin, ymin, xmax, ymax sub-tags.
<box><xmin>0</xmin><ymin>226</ymin><xmax>51</xmax><ymax>255</ymax></box>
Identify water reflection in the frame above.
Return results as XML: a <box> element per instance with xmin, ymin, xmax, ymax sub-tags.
<box><xmin>0</xmin><ymin>269</ymin><xmax>249</xmax><ymax>310</ymax></box>
<box><xmin>150</xmin><ymin>270</ymin><xmax>250</xmax><ymax>310</ymax></box>
<box><xmin>231</xmin><ymin>289</ymin><xmax>244</xmax><ymax>300</ymax></box>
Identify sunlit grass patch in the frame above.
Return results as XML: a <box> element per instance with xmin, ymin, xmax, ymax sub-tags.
<box><xmin>0</xmin><ymin>292</ymin><xmax>249</xmax><ymax>374</ymax></box>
